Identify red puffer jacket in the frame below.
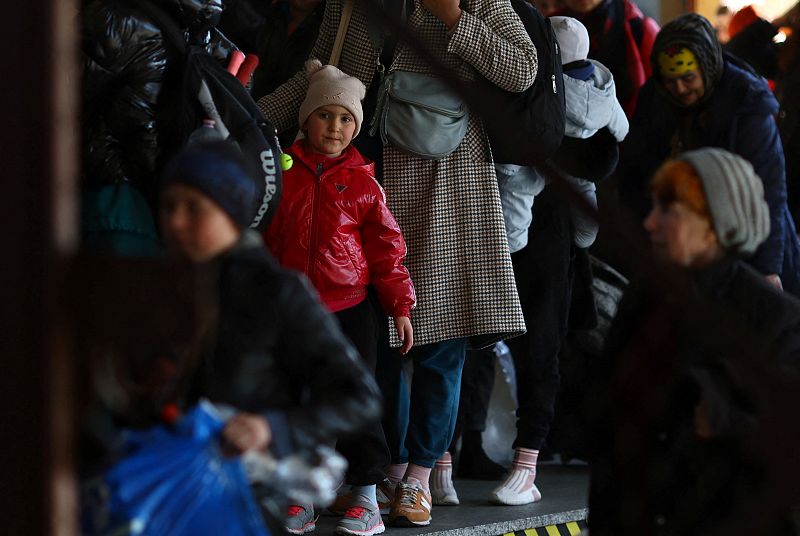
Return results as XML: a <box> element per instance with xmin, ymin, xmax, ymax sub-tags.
<box><xmin>264</xmin><ymin>140</ymin><xmax>415</xmax><ymax>317</ymax></box>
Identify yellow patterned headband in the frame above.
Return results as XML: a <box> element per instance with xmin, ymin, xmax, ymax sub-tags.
<box><xmin>658</xmin><ymin>46</ymin><xmax>699</xmax><ymax>77</ymax></box>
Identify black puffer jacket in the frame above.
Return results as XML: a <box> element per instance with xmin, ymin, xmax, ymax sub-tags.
<box><xmin>81</xmin><ymin>0</ymin><xmax>237</xmax><ymax>203</ymax></box>
<box><xmin>588</xmin><ymin>257</ymin><xmax>800</xmax><ymax>535</ymax></box>
<box><xmin>250</xmin><ymin>0</ymin><xmax>325</xmax><ymax>147</ymax></box>
<box><xmin>189</xmin><ymin>232</ymin><xmax>382</xmax><ymax>456</ymax></box>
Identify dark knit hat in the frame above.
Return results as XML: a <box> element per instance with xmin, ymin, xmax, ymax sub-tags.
<box><xmin>161</xmin><ymin>141</ymin><xmax>257</xmax><ymax>228</ymax></box>
<box><xmin>652</xmin><ymin>13</ymin><xmax>724</xmax><ymax>105</ymax></box>
<box><xmin>679</xmin><ymin>148</ymin><xmax>769</xmax><ymax>255</ymax></box>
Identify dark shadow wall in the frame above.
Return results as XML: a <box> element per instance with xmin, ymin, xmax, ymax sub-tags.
<box><xmin>1</xmin><ymin>1</ymin><xmax>79</xmax><ymax>535</ymax></box>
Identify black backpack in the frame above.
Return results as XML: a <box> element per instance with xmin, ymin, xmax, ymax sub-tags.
<box><xmin>134</xmin><ymin>0</ymin><xmax>282</xmax><ymax>229</ymax></box>
<box><xmin>481</xmin><ymin>0</ymin><xmax>566</xmax><ymax>165</ymax></box>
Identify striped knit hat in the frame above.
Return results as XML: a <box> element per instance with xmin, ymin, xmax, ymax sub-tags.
<box><xmin>679</xmin><ymin>148</ymin><xmax>769</xmax><ymax>254</ymax></box>
<box><xmin>652</xmin><ymin>13</ymin><xmax>724</xmax><ymax>106</ymax></box>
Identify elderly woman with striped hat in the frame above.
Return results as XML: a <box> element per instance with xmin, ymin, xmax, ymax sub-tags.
<box><xmin>589</xmin><ymin>148</ymin><xmax>800</xmax><ymax>535</ymax></box>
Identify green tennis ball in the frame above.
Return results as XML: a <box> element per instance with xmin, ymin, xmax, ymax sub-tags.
<box><xmin>280</xmin><ymin>153</ymin><xmax>293</xmax><ymax>171</ymax></box>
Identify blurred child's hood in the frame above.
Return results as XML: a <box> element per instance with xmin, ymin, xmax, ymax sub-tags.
<box><xmin>563</xmin><ymin>60</ymin><xmax>629</xmax><ymax>142</ymax></box>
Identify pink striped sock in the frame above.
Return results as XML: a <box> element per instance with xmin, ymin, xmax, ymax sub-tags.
<box><xmin>431</xmin><ymin>452</ymin><xmax>458</xmax><ymax>503</ymax></box>
<box><xmin>434</xmin><ymin>451</ymin><xmax>453</xmax><ymax>469</ymax></box>
<box><xmin>512</xmin><ymin>447</ymin><xmax>539</xmax><ymax>473</ymax></box>
<box><xmin>432</xmin><ymin>452</ymin><xmax>453</xmax><ymax>491</ymax></box>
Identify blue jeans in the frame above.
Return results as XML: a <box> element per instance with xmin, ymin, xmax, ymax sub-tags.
<box><xmin>376</xmin><ymin>338</ymin><xmax>468</xmax><ymax>468</ymax></box>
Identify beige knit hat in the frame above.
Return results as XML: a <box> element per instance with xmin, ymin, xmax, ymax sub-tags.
<box><xmin>679</xmin><ymin>148</ymin><xmax>770</xmax><ymax>255</ymax></box>
<box><xmin>298</xmin><ymin>59</ymin><xmax>366</xmax><ymax>138</ymax></box>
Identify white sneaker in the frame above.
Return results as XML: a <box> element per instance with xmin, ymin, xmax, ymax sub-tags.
<box><xmin>489</xmin><ymin>469</ymin><xmax>542</xmax><ymax>506</ymax></box>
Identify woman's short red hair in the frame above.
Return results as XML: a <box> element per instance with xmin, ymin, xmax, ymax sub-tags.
<box><xmin>649</xmin><ymin>159</ymin><xmax>712</xmax><ymax>220</ymax></box>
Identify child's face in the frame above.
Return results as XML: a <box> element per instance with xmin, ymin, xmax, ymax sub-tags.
<box><xmin>303</xmin><ymin>105</ymin><xmax>357</xmax><ymax>157</ymax></box>
<box><xmin>160</xmin><ymin>184</ymin><xmax>241</xmax><ymax>262</ymax></box>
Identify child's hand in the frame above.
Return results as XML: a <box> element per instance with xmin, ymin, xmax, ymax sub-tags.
<box><xmin>394</xmin><ymin>316</ymin><xmax>414</xmax><ymax>355</ymax></box>
<box><xmin>222</xmin><ymin>413</ymin><xmax>271</xmax><ymax>456</ymax></box>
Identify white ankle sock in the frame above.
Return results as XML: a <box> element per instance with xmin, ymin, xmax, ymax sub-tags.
<box><xmin>431</xmin><ymin>452</ymin><xmax>459</xmax><ymax>505</ymax></box>
<box><xmin>350</xmin><ymin>485</ymin><xmax>377</xmax><ymax>506</ymax></box>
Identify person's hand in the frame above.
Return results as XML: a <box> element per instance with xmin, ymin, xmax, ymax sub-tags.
<box><xmin>422</xmin><ymin>0</ymin><xmax>462</xmax><ymax>29</ymax></box>
<box><xmin>394</xmin><ymin>316</ymin><xmax>414</xmax><ymax>355</ymax></box>
<box><xmin>222</xmin><ymin>413</ymin><xmax>271</xmax><ymax>456</ymax></box>
<box><xmin>766</xmin><ymin>273</ymin><xmax>783</xmax><ymax>291</ymax></box>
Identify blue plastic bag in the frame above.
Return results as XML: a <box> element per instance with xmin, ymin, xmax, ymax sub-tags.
<box><xmin>82</xmin><ymin>402</ymin><xmax>269</xmax><ymax>536</ymax></box>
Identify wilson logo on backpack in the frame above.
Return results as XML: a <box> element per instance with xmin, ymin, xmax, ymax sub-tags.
<box><xmin>252</xmin><ymin>149</ymin><xmax>279</xmax><ymax>228</ymax></box>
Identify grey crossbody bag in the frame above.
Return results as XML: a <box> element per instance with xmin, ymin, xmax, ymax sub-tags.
<box><xmin>369</xmin><ymin>70</ymin><xmax>468</xmax><ymax>159</ymax></box>
<box><xmin>358</xmin><ymin>0</ymin><xmax>467</xmax><ymax>159</ymax></box>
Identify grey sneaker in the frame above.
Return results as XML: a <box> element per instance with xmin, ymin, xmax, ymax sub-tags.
<box><xmin>335</xmin><ymin>495</ymin><xmax>386</xmax><ymax>536</ymax></box>
<box><xmin>285</xmin><ymin>504</ymin><xmax>317</xmax><ymax>534</ymax></box>
<box><xmin>330</xmin><ymin>481</ymin><xmax>394</xmax><ymax>516</ymax></box>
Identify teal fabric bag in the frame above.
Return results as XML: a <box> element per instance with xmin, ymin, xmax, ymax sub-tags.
<box><xmin>369</xmin><ymin>71</ymin><xmax>468</xmax><ymax>160</ymax></box>
<box><xmin>81</xmin><ymin>182</ymin><xmax>162</xmax><ymax>257</ymax></box>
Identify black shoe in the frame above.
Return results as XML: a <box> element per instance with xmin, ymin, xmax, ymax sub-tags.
<box><xmin>455</xmin><ymin>431</ymin><xmax>507</xmax><ymax>480</ymax></box>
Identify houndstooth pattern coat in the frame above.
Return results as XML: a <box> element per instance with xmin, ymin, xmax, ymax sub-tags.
<box><xmin>259</xmin><ymin>0</ymin><xmax>536</xmax><ymax>348</ymax></box>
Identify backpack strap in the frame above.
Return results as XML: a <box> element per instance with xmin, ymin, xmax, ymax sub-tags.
<box><xmin>330</xmin><ymin>0</ymin><xmax>355</xmax><ymax>66</ymax></box>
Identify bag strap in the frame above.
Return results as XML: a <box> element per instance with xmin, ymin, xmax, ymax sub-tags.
<box><xmin>329</xmin><ymin>0</ymin><xmax>355</xmax><ymax>66</ymax></box>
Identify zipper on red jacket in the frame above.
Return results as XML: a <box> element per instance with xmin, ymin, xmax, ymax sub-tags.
<box><xmin>306</xmin><ymin>162</ymin><xmax>325</xmax><ymax>279</ymax></box>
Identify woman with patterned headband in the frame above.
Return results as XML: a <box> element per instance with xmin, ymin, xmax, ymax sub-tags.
<box><xmin>617</xmin><ymin>12</ymin><xmax>800</xmax><ymax>296</ymax></box>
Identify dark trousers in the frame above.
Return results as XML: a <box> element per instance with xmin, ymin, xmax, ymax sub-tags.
<box><xmin>448</xmin><ymin>347</ymin><xmax>496</xmax><ymax>452</ymax></box>
<box><xmin>507</xmin><ymin>189</ymin><xmax>573</xmax><ymax>450</ymax></box>
<box><xmin>376</xmin><ymin>336</ymin><xmax>467</xmax><ymax>468</ymax></box>
<box><xmin>335</xmin><ymin>298</ymin><xmax>391</xmax><ymax>485</ymax></box>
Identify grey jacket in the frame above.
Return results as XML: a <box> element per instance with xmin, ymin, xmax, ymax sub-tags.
<box><xmin>564</xmin><ymin>60</ymin><xmax>629</xmax><ymax>142</ymax></box>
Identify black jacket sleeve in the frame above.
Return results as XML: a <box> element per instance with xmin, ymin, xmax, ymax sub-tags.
<box><xmin>271</xmin><ymin>274</ymin><xmax>382</xmax><ymax>452</ymax></box>
<box><xmin>552</xmin><ymin>127</ymin><xmax>620</xmax><ymax>182</ymax></box>
<box><xmin>81</xmin><ymin>3</ymin><xmax>238</xmax><ymax>197</ymax></box>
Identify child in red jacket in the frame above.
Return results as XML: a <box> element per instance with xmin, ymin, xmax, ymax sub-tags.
<box><xmin>264</xmin><ymin>59</ymin><xmax>416</xmax><ymax>536</ymax></box>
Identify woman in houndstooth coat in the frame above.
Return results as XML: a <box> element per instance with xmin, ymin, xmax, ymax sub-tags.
<box><xmin>259</xmin><ymin>0</ymin><xmax>535</xmax><ymax>349</ymax></box>
<box><xmin>259</xmin><ymin>0</ymin><xmax>536</xmax><ymax>522</ymax></box>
